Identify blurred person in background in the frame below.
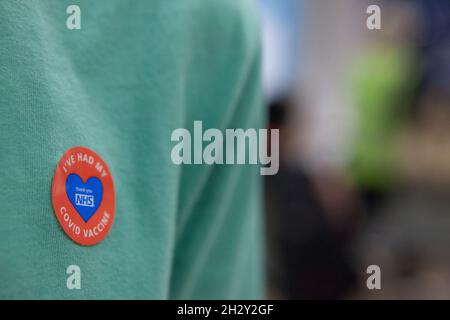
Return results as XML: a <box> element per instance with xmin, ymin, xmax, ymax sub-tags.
<box><xmin>261</xmin><ymin>0</ymin><xmax>359</xmax><ymax>299</ymax></box>
<box><xmin>348</xmin><ymin>0</ymin><xmax>421</xmax><ymax>218</ymax></box>
<box><xmin>265</xmin><ymin>99</ymin><xmax>357</xmax><ymax>299</ymax></box>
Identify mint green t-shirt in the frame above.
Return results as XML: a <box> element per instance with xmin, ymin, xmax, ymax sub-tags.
<box><xmin>0</xmin><ymin>0</ymin><xmax>264</xmax><ymax>299</ymax></box>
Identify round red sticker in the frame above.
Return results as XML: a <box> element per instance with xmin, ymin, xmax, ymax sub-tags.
<box><xmin>52</xmin><ymin>146</ymin><xmax>115</xmax><ymax>246</ymax></box>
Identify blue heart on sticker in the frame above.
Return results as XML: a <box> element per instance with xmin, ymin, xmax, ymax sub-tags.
<box><xmin>66</xmin><ymin>174</ymin><xmax>103</xmax><ymax>222</ymax></box>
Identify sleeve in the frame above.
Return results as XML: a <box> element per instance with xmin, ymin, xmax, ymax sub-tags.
<box><xmin>168</xmin><ymin>0</ymin><xmax>265</xmax><ymax>299</ymax></box>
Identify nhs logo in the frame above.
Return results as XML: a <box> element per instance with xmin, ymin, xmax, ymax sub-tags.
<box><xmin>66</xmin><ymin>174</ymin><xmax>103</xmax><ymax>222</ymax></box>
<box><xmin>75</xmin><ymin>193</ymin><xmax>95</xmax><ymax>207</ymax></box>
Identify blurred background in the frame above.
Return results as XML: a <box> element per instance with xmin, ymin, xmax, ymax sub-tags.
<box><xmin>259</xmin><ymin>0</ymin><xmax>450</xmax><ymax>299</ymax></box>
